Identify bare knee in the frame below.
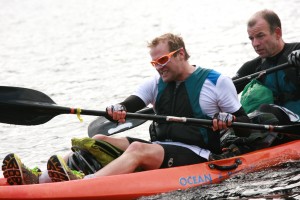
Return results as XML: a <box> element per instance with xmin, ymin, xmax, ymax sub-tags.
<box><xmin>126</xmin><ymin>142</ymin><xmax>146</xmax><ymax>154</ymax></box>
<box><xmin>125</xmin><ymin>142</ymin><xmax>164</xmax><ymax>170</ymax></box>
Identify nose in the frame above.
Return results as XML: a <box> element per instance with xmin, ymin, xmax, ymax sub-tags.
<box><xmin>154</xmin><ymin>63</ymin><xmax>166</xmax><ymax>70</ymax></box>
<box><xmin>252</xmin><ymin>38</ymin><xmax>260</xmax><ymax>49</ymax></box>
<box><xmin>154</xmin><ymin>65</ymin><xmax>164</xmax><ymax>71</ymax></box>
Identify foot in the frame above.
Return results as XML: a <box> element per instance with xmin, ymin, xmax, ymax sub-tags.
<box><xmin>47</xmin><ymin>155</ymin><xmax>84</xmax><ymax>182</ymax></box>
<box><xmin>2</xmin><ymin>153</ymin><xmax>41</xmax><ymax>185</ymax></box>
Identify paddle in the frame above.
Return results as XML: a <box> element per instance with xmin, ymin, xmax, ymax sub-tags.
<box><xmin>233</xmin><ymin>62</ymin><xmax>291</xmax><ymax>84</ymax></box>
<box><xmin>88</xmin><ymin>107</ymin><xmax>154</xmax><ymax>137</ymax></box>
<box><xmin>0</xmin><ymin>86</ymin><xmax>299</xmax><ymax>135</ymax></box>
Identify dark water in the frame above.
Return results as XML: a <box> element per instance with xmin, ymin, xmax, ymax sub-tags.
<box><xmin>0</xmin><ymin>0</ymin><xmax>300</xmax><ymax>199</ymax></box>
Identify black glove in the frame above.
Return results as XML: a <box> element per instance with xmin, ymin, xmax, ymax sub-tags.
<box><xmin>288</xmin><ymin>50</ymin><xmax>300</xmax><ymax>67</ymax></box>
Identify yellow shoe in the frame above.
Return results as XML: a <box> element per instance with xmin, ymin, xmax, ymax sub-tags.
<box><xmin>47</xmin><ymin>155</ymin><xmax>84</xmax><ymax>182</ymax></box>
<box><xmin>2</xmin><ymin>153</ymin><xmax>41</xmax><ymax>185</ymax></box>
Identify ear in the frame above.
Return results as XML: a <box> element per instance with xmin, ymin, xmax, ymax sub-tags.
<box><xmin>274</xmin><ymin>27</ymin><xmax>282</xmax><ymax>39</ymax></box>
<box><xmin>178</xmin><ymin>48</ymin><xmax>185</xmax><ymax>60</ymax></box>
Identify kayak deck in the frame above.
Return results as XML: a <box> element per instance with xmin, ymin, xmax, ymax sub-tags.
<box><xmin>0</xmin><ymin>140</ymin><xmax>300</xmax><ymax>200</ymax></box>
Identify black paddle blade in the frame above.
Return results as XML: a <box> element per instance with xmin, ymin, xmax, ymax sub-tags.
<box><xmin>0</xmin><ymin>86</ymin><xmax>56</xmax><ymax>125</ymax></box>
<box><xmin>88</xmin><ymin>117</ymin><xmax>148</xmax><ymax>137</ymax></box>
<box><xmin>88</xmin><ymin>107</ymin><xmax>154</xmax><ymax>137</ymax></box>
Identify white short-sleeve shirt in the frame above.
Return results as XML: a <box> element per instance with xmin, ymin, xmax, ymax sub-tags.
<box><xmin>133</xmin><ymin>67</ymin><xmax>241</xmax><ymax>118</ymax></box>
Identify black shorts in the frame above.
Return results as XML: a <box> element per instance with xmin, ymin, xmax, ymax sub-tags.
<box><xmin>126</xmin><ymin>137</ymin><xmax>206</xmax><ymax>168</ymax></box>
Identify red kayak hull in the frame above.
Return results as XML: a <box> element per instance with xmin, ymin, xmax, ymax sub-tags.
<box><xmin>0</xmin><ymin>140</ymin><xmax>300</xmax><ymax>200</ymax></box>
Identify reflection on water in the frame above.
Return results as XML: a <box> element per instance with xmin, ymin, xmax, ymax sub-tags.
<box><xmin>0</xmin><ymin>0</ymin><xmax>300</xmax><ymax>198</ymax></box>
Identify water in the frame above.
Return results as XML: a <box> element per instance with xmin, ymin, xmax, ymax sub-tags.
<box><xmin>0</xmin><ymin>0</ymin><xmax>300</xmax><ymax>198</ymax></box>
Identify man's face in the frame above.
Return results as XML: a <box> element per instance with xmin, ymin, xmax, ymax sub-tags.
<box><xmin>150</xmin><ymin>42</ymin><xmax>181</xmax><ymax>82</ymax></box>
<box><xmin>247</xmin><ymin>17</ymin><xmax>281</xmax><ymax>58</ymax></box>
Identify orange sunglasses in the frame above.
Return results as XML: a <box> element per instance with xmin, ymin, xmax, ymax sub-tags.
<box><xmin>150</xmin><ymin>47</ymin><xmax>183</xmax><ymax>67</ymax></box>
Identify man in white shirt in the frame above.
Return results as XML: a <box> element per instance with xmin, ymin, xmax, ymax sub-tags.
<box><xmin>2</xmin><ymin>33</ymin><xmax>251</xmax><ymax>184</ymax></box>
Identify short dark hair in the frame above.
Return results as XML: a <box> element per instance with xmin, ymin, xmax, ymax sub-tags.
<box><xmin>248</xmin><ymin>9</ymin><xmax>281</xmax><ymax>33</ymax></box>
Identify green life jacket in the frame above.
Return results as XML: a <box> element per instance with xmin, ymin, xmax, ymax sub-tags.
<box><xmin>151</xmin><ymin>67</ymin><xmax>221</xmax><ymax>153</ymax></box>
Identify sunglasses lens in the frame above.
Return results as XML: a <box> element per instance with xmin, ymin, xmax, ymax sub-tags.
<box><xmin>157</xmin><ymin>56</ymin><xmax>169</xmax><ymax>65</ymax></box>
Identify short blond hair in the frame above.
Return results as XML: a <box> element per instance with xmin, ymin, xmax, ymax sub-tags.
<box><xmin>148</xmin><ymin>33</ymin><xmax>190</xmax><ymax>60</ymax></box>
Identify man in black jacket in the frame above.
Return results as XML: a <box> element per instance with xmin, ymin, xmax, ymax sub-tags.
<box><xmin>232</xmin><ymin>9</ymin><xmax>300</xmax><ymax>124</ymax></box>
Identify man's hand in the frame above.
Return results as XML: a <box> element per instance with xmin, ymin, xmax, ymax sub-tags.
<box><xmin>106</xmin><ymin>104</ymin><xmax>127</xmax><ymax>123</ymax></box>
<box><xmin>212</xmin><ymin>112</ymin><xmax>236</xmax><ymax>131</ymax></box>
<box><xmin>288</xmin><ymin>50</ymin><xmax>300</xmax><ymax>67</ymax></box>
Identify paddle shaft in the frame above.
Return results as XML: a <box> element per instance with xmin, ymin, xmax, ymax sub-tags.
<box><xmin>106</xmin><ymin>111</ymin><xmax>300</xmax><ymax>134</ymax></box>
<box><xmin>233</xmin><ymin>62</ymin><xmax>291</xmax><ymax>84</ymax></box>
<box><xmin>11</xmin><ymin>100</ymin><xmax>298</xmax><ymax>134</ymax></box>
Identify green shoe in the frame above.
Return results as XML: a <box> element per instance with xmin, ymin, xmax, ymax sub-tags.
<box><xmin>2</xmin><ymin>153</ymin><xmax>41</xmax><ymax>185</ymax></box>
<box><xmin>47</xmin><ymin>155</ymin><xmax>85</xmax><ymax>182</ymax></box>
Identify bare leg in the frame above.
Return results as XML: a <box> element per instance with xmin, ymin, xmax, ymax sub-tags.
<box><xmin>93</xmin><ymin>142</ymin><xmax>164</xmax><ymax>177</ymax></box>
<box><xmin>48</xmin><ymin>135</ymin><xmax>139</xmax><ymax>182</ymax></box>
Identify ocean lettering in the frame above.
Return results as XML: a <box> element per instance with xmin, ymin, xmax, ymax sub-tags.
<box><xmin>179</xmin><ymin>174</ymin><xmax>212</xmax><ymax>186</ymax></box>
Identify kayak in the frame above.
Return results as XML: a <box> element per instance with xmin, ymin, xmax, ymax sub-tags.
<box><xmin>2</xmin><ymin>86</ymin><xmax>300</xmax><ymax>199</ymax></box>
<box><xmin>0</xmin><ymin>140</ymin><xmax>300</xmax><ymax>200</ymax></box>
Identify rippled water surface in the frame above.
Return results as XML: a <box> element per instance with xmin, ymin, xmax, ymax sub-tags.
<box><xmin>0</xmin><ymin>0</ymin><xmax>300</xmax><ymax>199</ymax></box>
